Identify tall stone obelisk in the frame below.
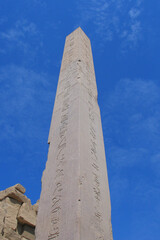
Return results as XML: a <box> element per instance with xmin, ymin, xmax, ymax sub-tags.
<box><xmin>35</xmin><ymin>27</ymin><xmax>113</xmax><ymax>240</ymax></box>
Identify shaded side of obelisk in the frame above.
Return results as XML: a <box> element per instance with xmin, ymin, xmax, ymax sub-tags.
<box><xmin>35</xmin><ymin>27</ymin><xmax>113</xmax><ymax>240</ymax></box>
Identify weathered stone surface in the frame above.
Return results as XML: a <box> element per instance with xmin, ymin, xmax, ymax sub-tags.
<box><xmin>32</xmin><ymin>200</ymin><xmax>39</xmax><ymax>214</ymax></box>
<box><xmin>1</xmin><ymin>237</ymin><xmax>8</xmax><ymax>240</ymax></box>
<box><xmin>0</xmin><ymin>223</ymin><xmax>4</xmax><ymax>235</ymax></box>
<box><xmin>0</xmin><ymin>201</ymin><xmax>5</xmax><ymax>225</ymax></box>
<box><xmin>3</xmin><ymin>226</ymin><xmax>21</xmax><ymax>240</ymax></box>
<box><xmin>0</xmin><ymin>184</ymin><xmax>38</xmax><ymax>240</ymax></box>
<box><xmin>0</xmin><ymin>198</ymin><xmax>20</xmax><ymax>233</ymax></box>
<box><xmin>22</xmin><ymin>225</ymin><xmax>35</xmax><ymax>240</ymax></box>
<box><xmin>4</xmin><ymin>197</ymin><xmax>21</xmax><ymax>230</ymax></box>
<box><xmin>14</xmin><ymin>184</ymin><xmax>26</xmax><ymax>194</ymax></box>
<box><xmin>4</xmin><ymin>205</ymin><xmax>18</xmax><ymax>230</ymax></box>
<box><xmin>5</xmin><ymin>197</ymin><xmax>20</xmax><ymax>206</ymax></box>
<box><xmin>17</xmin><ymin>202</ymin><xmax>36</xmax><ymax>227</ymax></box>
<box><xmin>0</xmin><ymin>186</ymin><xmax>30</xmax><ymax>203</ymax></box>
<box><xmin>36</xmin><ymin>27</ymin><xmax>113</xmax><ymax>240</ymax></box>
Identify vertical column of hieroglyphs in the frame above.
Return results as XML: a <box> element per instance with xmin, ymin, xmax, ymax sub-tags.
<box><xmin>35</xmin><ymin>27</ymin><xmax>113</xmax><ymax>240</ymax></box>
<box><xmin>35</xmin><ymin>28</ymin><xmax>80</xmax><ymax>240</ymax></box>
<box><xmin>76</xmin><ymin>29</ymin><xmax>113</xmax><ymax>240</ymax></box>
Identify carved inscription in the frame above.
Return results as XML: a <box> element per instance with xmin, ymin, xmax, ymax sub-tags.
<box><xmin>48</xmin><ymin>81</ymin><xmax>70</xmax><ymax>240</ymax></box>
<box><xmin>36</xmin><ymin>29</ymin><xmax>113</xmax><ymax>240</ymax></box>
<box><xmin>76</xmin><ymin>40</ymin><xmax>104</xmax><ymax>239</ymax></box>
<box><xmin>88</xmin><ymin>86</ymin><xmax>104</xmax><ymax>240</ymax></box>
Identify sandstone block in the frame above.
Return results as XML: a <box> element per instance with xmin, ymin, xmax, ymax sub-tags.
<box><xmin>4</xmin><ymin>205</ymin><xmax>18</xmax><ymax>230</ymax></box>
<box><xmin>0</xmin><ymin>186</ymin><xmax>30</xmax><ymax>203</ymax></box>
<box><xmin>0</xmin><ymin>223</ymin><xmax>4</xmax><ymax>235</ymax></box>
<box><xmin>1</xmin><ymin>237</ymin><xmax>8</xmax><ymax>240</ymax></box>
<box><xmin>4</xmin><ymin>197</ymin><xmax>21</xmax><ymax>230</ymax></box>
<box><xmin>32</xmin><ymin>200</ymin><xmax>39</xmax><ymax>213</ymax></box>
<box><xmin>14</xmin><ymin>184</ymin><xmax>26</xmax><ymax>194</ymax></box>
<box><xmin>0</xmin><ymin>201</ymin><xmax>5</xmax><ymax>225</ymax></box>
<box><xmin>22</xmin><ymin>225</ymin><xmax>35</xmax><ymax>240</ymax></box>
<box><xmin>17</xmin><ymin>202</ymin><xmax>36</xmax><ymax>227</ymax></box>
<box><xmin>3</xmin><ymin>226</ymin><xmax>21</xmax><ymax>240</ymax></box>
<box><xmin>5</xmin><ymin>196</ymin><xmax>21</xmax><ymax>206</ymax></box>
<box><xmin>0</xmin><ymin>185</ymin><xmax>38</xmax><ymax>240</ymax></box>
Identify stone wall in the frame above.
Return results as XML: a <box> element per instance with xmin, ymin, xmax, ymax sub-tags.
<box><xmin>0</xmin><ymin>184</ymin><xmax>38</xmax><ymax>240</ymax></box>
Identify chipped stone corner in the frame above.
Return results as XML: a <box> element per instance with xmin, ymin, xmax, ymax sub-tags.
<box><xmin>0</xmin><ymin>184</ymin><xmax>39</xmax><ymax>240</ymax></box>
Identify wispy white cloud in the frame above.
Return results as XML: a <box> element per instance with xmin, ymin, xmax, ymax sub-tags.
<box><xmin>0</xmin><ymin>64</ymin><xmax>57</xmax><ymax>199</ymax></box>
<box><xmin>33</xmin><ymin>0</ymin><xmax>46</xmax><ymax>7</ymax></box>
<box><xmin>0</xmin><ymin>65</ymin><xmax>56</xmax><ymax>144</ymax></box>
<box><xmin>121</xmin><ymin>21</ymin><xmax>141</xmax><ymax>47</ymax></box>
<box><xmin>129</xmin><ymin>7</ymin><xmax>141</xmax><ymax>19</ymax></box>
<box><xmin>76</xmin><ymin>0</ymin><xmax>144</xmax><ymax>49</ymax></box>
<box><xmin>103</xmin><ymin>78</ymin><xmax>160</xmax><ymax>149</ymax></box>
<box><xmin>0</xmin><ymin>19</ymin><xmax>43</xmax><ymax>57</ymax></box>
<box><xmin>1</xmin><ymin>20</ymin><xmax>38</xmax><ymax>41</ymax></box>
<box><xmin>102</xmin><ymin>78</ymin><xmax>160</xmax><ymax>237</ymax></box>
<box><xmin>101</xmin><ymin>78</ymin><xmax>160</xmax><ymax>207</ymax></box>
<box><xmin>121</xmin><ymin>5</ymin><xmax>142</xmax><ymax>48</ymax></box>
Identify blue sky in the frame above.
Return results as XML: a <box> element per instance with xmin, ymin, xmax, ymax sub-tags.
<box><xmin>0</xmin><ymin>0</ymin><xmax>160</xmax><ymax>239</ymax></box>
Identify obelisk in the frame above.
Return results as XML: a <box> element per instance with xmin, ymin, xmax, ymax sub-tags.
<box><xmin>35</xmin><ymin>27</ymin><xmax>113</xmax><ymax>240</ymax></box>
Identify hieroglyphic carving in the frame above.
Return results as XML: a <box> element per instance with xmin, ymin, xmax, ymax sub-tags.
<box><xmin>48</xmin><ymin>82</ymin><xmax>71</xmax><ymax>240</ymax></box>
<box><xmin>36</xmin><ymin>28</ymin><xmax>113</xmax><ymax>240</ymax></box>
<box><xmin>88</xmin><ymin>86</ymin><xmax>104</xmax><ymax>240</ymax></box>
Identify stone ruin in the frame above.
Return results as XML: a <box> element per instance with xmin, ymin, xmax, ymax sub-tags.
<box><xmin>0</xmin><ymin>184</ymin><xmax>38</xmax><ymax>240</ymax></box>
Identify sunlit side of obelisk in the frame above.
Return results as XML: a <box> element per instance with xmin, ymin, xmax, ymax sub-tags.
<box><xmin>35</xmin><ymin>27</ymin><xmax>113</xmax><ymax>240</ymax></box>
